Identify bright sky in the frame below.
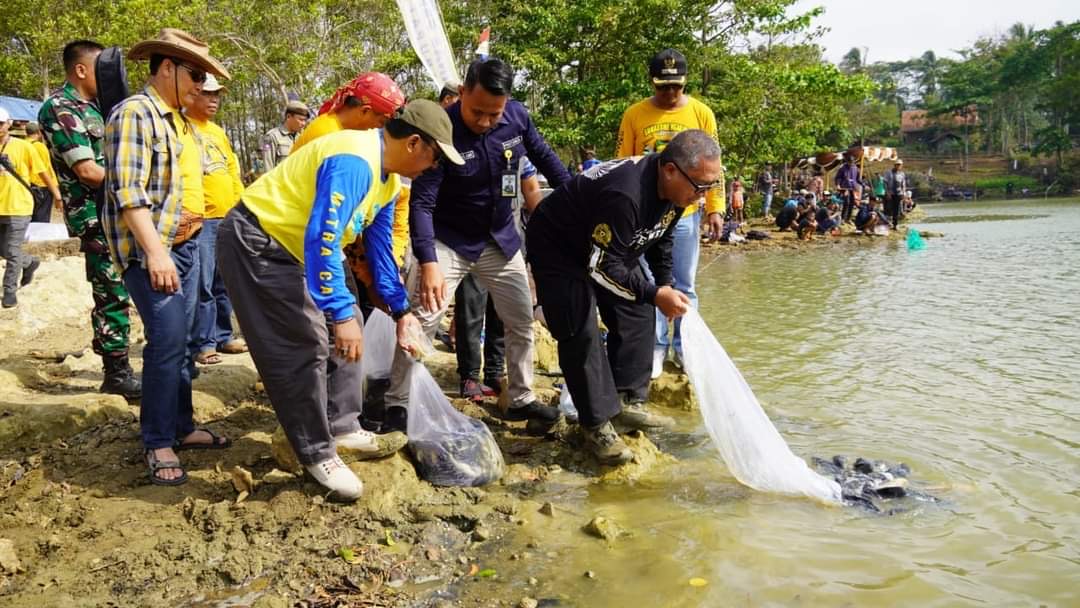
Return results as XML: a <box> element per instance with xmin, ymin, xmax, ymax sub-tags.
<box><xmin>797</xmin><ymin>0</ymin><xmax>1080</xmax><ymax>64</ymax></box>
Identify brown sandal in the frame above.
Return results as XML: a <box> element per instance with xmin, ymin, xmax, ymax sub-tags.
<box><xmin>217</xmin><ymin>340</ymin><xmax>248</xmax><ymax>354</ymax></box>
<box><xmin>195</xmin><ymin>351</ymin><xmax>222</xmax><ymax>365</ymax></box>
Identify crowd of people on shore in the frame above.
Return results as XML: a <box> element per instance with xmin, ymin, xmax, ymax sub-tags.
<box><xmin>0</xmin><ymin>29</ymin><xmax>731</xmax><ymax>500</ymax></box>
<box><xmin>747</xmin><ymin>156</ymin><xmax>916</xmax><ymax>240</ymax></box>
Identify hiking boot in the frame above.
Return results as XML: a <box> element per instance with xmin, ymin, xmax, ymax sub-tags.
<box><xmin>1</xmin><ymin>292</ymin><xmax>15</xmax><ymax>309</ymax></box>
<box><xmin>460</xmin><ymin>378</ymin><xmax>494</xmax><ymax>402</ymax></box>
<box><xmin>583</xmin><ymin>421</ymin><xmax>632</xmax><ymax>466</ymax></box>
<box><xmin>501</xmin><ymin>400</ymin><xmax>562</xmax><ymax>425</ymax></box>
<box><xmin>305</xmin><ymin>456</ymin><xmax>363</xmax><ymax>502</ymax></box>
<box><xmin>381</xmin><ymin>406</ymin><xmax>408</xmax><ymax>435</ymax></box>
<box><xmin>334</xmin><ymin>428</ymin><xmax>407</xmax><ymax>460</ymax></box>
<box><xmin>20</xmin><ymin>257</ymin><xmax>40</xmax><ymax>288</ymax></box>
<box><xmin>612</xmin><ymin>401</ymin><xmax>675</xmax><ymax>431</ymax></box>
<box><xmin>100</xmin><ymin>354</ymin><xmax>142</xmax><ymax>401</ymax></box>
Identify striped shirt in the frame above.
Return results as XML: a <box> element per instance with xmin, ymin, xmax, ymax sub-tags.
<box><xmin>102</xmin><ymin>85</ymin><xmax>191</xmax><ymax>271</ymax></box>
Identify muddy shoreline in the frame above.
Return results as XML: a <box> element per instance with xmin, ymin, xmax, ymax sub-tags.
<box><xmin>0</xmin><ymin>218</ymin><xmax>923</xmax><ymax>607</ymax></box>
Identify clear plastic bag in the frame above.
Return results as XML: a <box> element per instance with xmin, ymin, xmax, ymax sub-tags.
<box><xmin>681</xmin><ymin>309</ymin><xmax>842</xmax><ymax>504</ymax></box>
<box><xmin>558</xmin><ymin>384</ymin><xmax>579</xmax><ymax>422</ymax></box>
<box><xmin>406</xmin><ymin>362</ymin><xmax>505</xmax><ymax>486</ymax></box>
<box><xmin>361</xmin><ymin>310</ymin><xmax>396</xmax><ymax>381</ymax></box>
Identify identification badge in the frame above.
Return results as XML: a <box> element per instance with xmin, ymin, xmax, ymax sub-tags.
<box><xmin>501</xmin><ymin>171</ymin><xmax>518</xmax><ymax>197</ymax></box>
<box><xmin>500</xmin><ymin>149</ymin><xmax>517</xmax><ymax>197</ymax></box>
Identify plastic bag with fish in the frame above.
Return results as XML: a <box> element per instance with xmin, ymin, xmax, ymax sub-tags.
<box><xmin>681</xmin><ymin>309</ymin><xmax>842</xmax><ymax>504</ymax></box>
<box><xmin>406</xmin><ymin>362</ymin><xmax>504</xmax><ymax>486</ymax></box>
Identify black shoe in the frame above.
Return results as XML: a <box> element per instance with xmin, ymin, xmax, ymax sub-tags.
<box><xmin>100</xmin><ymin>354</ymin><xmax>142</xmax><ymax>401</ymax></box>
<box><xmin>1</xmin><ymin>292</ymin><xmax>15</xmax><ymax>308</ymax></box>
<box><xmin>20</xmin><ymin>257</ymin><xmax>40</xmax><ymax>287</ymax></box>
<box><xmin>382</xmin><ymin>406</ymin><xmax>408</xmax><ymax>434</ymax></box>
<box><xmin>501</xmin><ymin>400</ymin><xmax>562</xmax><ymax>426</ymax></box>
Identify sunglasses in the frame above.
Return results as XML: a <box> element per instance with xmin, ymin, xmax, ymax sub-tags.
<box><xmin>673</xmin><ymin>162</ymin><xmax>721</xmax><ymax>195</ymax></box>
<box><xmin>655</xmin><ymin>83</ymin><xmax>684</xmax><ymax>92</ymax></box>
<box><xmin>174</xmin><ymin>60</ymin><xmax>207</xmax><ymax>84</ymax></box>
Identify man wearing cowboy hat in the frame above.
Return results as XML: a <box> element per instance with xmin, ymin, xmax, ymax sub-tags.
<box><xmin>261</xmin><ymin>99</ymin><xmax>308</xmax><ymax>171</ymax></box>
<box><xmin>217</xmin><ymin>100</ymin><xmax>460</xmax><ymax>501</ymax></box>
<box><xmin>102</xmin><ymin>28</ymin><xmax>231</xmax><ymax>486</ymax></box>
<box><xmin>38</xmin><ymin>39</ymin><xmax>141</xmax><ymax>399</ymax></box>
<box><xmin>184</xmin><ymin>73</ymin><xmax>247</xmax><ymax>368</ymax></box>
<box><xmin>882</xmin><ymin>159</ymin><xmax>907</xmax><ymax>229</ymax></box>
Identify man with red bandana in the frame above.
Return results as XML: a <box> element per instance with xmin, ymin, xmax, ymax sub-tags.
<box><xmin>292</xmin><ymin>72</ymin><xmax>406</xmax><ymax>152</ymax></box>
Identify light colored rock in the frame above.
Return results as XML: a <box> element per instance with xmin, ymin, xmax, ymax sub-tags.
<box><xmin>583</xmin><ymin>516</ymin><xmax>628</xmax><ymax>541</ymax></box>
<box><xmin>648</xmin><ymin>371</ymin><xmax>697</xmax><ymax>411</ymax></box>
<box><xmin>0</xmin><ymin>538</ymin><xmax>22</xmax><ymax>574</ymax></box>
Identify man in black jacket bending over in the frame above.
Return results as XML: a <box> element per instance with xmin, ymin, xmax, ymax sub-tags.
<box><xmin>526</xmin><ymin>129</ymin><xmax>721</xmax><ymax>465</ymax></box>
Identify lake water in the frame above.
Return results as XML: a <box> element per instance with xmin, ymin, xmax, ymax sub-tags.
<box><xmin>487</xmin><ymin>199</ymin><xmax>1080</xmax><ymax>607</ymax></box>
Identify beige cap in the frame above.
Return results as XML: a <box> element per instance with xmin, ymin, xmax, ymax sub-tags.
<box><xmin>398</xmin><ymin>99</ymin><xmax>465</xmax><ymax>166</ymax></box>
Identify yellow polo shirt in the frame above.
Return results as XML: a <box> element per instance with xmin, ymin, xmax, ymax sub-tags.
<box><xmin>0</xmin><ymin>136</ymin><xmax>39</xmax><ymax>216</ymax></box>
<box><xmin>190</xmin><ymin>118</ymin><xmax>243</xmax><ymax>218</ymax></box>
<box><xmin>615</xmin><ymin>96</ymin><xmax>724</xmax><ymax>217</ymax></box>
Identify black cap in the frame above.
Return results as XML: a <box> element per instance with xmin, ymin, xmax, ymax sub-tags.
<box><xmin>649</xmin><ymin>49</ymin><xmax>687</xmax><ymax>86</ymax></box>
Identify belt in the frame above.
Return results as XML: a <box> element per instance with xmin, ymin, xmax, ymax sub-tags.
<box><xmin>172</xmin><ymin>209</ymin><xmax>203</xmax><ymax>245</ymax></box>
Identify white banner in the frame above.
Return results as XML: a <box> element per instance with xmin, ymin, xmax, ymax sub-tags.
<box><xmin>395</xmin><ymin>0</ymin><xmax>460</xmax><ymax>91</ymax></box>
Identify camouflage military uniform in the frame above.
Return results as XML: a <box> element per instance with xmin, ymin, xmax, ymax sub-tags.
<box><xmin>38</xmin><ymin>82</ymin><xmax>132</xmax><ymax>357</ymax></box>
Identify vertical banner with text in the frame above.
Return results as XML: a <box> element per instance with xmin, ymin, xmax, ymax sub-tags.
<box><xmin>395</xmin><ymin>0</ymin><xmax>460</xmax><ymax>91</ymax></box>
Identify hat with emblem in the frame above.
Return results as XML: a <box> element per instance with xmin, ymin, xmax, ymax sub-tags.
<box><xmin>649</xmin><ymin>49</ymin><xmax>688</xmax><ymax>86</ymax></box>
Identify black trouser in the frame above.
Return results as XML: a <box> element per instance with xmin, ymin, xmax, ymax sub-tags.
<box><xmin>30</xmin><ymin>186</ymin><xmax>52</xmax><ymax>223</ymax></box>
<box><xmin>884</xmin><ymin>194</ymin><xmax>901</xmax><ymax>228</ymax></box>
<box><xmin>217</xmin><ymin>204</ymin><xmax>363</xmax><ymax>465</ymax></box>
<box><xmin>841</xmin><ymin>189</ymin><xmax>856</xmax><ymax>222</ymax></box>
<box><xmin>530</xmin><ymin>257</ymin><xmax>653</xmax><ymax>428</ymax></box>
<box><xmin>454</xmin><ymin>273</ymin><xmax>505</xmax><ymax>383</ymax></box>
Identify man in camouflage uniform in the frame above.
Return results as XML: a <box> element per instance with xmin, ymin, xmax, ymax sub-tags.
<box><xmin>38</xmin><ymin>39</ymin><xmax>141</xmax><ymax>399</ymax></box>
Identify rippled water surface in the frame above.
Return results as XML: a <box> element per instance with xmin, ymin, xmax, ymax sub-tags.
<box><xmin>505</xmin><ymin>199</ymin><xmax>1080</xmax><ymax>607</ymax></box>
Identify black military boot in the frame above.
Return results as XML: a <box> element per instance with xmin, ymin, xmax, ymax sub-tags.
<box><xmin>100</xmin><ymin>353</ymin><xmax>142</xmax><ymax>401</ymax></box>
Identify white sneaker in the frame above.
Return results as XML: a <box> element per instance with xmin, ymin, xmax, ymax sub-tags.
<box><xmin>334</xmin><ymin>428</ymin><xmax>407</xmax><ymax>460</ymax></box>
<box><xmin>651</xmin><ymin>348</ymin><xmax>666</xmax><ymax>379</ymax></box>
<box><xmin>305</xmin><ymin>456</ymin><xmax>363</xmax><ymax>501</ymax></box>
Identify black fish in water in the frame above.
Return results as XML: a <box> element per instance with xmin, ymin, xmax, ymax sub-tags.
<box><xmin>812</xmin><ymin>455</ymin><xmax>937</xmax><ymax>513</ymax></box>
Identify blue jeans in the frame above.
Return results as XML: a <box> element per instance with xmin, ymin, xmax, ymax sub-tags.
<box><xmin>124</xmin><ymin>238</ymin><xmax>200</xmax><ymax>449</ymax></box>
<box><xmin>641</xmin><ymin>210</ymin><xmax>700</xmax><ymax>358</ymax></box>
<box><xmin>191</xmin><ymin>218</ymin><xmax>234</xmax><ymax>354</ymax></box>
<box><xmin>762</xmin><ymin>191</ymin><xmax>774</xmax><ymax>216</ymax></box>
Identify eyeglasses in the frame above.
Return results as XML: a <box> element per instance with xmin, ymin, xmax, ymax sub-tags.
<box><xmin>174</xmin><ymin>61</ymin><xmax>207</xmax><ymax>84</ymax></box>
<box><xmin>672</xmin><ymin>162</ymin><xmax>721</xmax><ymax>195</ymax></box>
<box><xmin>654</xmin><ymin>83</ymin><xmax>684</xmax><ymax>92</ymax></box>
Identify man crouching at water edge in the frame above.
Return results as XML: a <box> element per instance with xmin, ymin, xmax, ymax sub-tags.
<box><xmin>216</xmin><ymin>100</ymin><xmax>463</xmax><ymax>501</ymax></box>
<box><xmin>526</xmin><ymin>130</ymin><xmax>720</xmax><ymax>465</ymax></box>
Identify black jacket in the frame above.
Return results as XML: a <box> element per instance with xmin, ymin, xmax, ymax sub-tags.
<box><xmin>527</xmin><ymin>155</ymin><xmax>679</xmax><ymax>304</ymax></box>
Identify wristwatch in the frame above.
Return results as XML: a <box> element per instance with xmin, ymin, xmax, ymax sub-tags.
<box><xmin>391</xmin><ymin>304</ymin><xmax>412</xmax><ymax>321</ymax></box>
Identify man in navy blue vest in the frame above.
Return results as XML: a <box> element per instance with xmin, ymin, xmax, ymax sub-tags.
<box><xmin>382</xmin><ymin>58</ymin><xmax>569</xmax><ymax>434</ymax></box>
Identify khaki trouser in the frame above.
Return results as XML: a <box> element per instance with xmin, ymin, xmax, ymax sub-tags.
<box><xmin>386</xmin><ymin>240</ymin><xmax>536</xmax><ymax>409</ymax></box>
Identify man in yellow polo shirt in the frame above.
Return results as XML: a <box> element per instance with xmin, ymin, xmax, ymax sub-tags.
<box><xmin>1</xmin><ymin>107</ymin><xmax>49</xmax><ymax>308</ymax></box>
<box><xmin>24</xmin><ymin>122</ymin><xmax>62</xmax><ymax>222</ymax></box>
<box><xmin>616</xmin><ymin>48</ymin><xmax>725</xmax><ymax>379</ymax></box>
<box><xmin>186</xmin><ymin>74</ymin><xmax>247</xmax><ymax>366</ymax></box>
<box><xmin>292</xmin><ymin>72</ymin><xmax>410</xmax><ymax>315</ymax></box>
<box><xmin>216</xmin><ymin>99</ymin><xmax>464</xmax><ymax>501</ymax></box>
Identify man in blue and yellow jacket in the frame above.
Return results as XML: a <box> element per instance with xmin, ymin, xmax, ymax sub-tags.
<box><xmin>217</xmin><ymin>99</ymin><xmax>464</xmax><ymax>501</ymax></box>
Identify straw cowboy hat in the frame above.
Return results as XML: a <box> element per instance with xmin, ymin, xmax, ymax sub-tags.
<box><xmin>128</xmin><ymin>28</ymin><xmax>230</xmax><ymax>79</ymax></box>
